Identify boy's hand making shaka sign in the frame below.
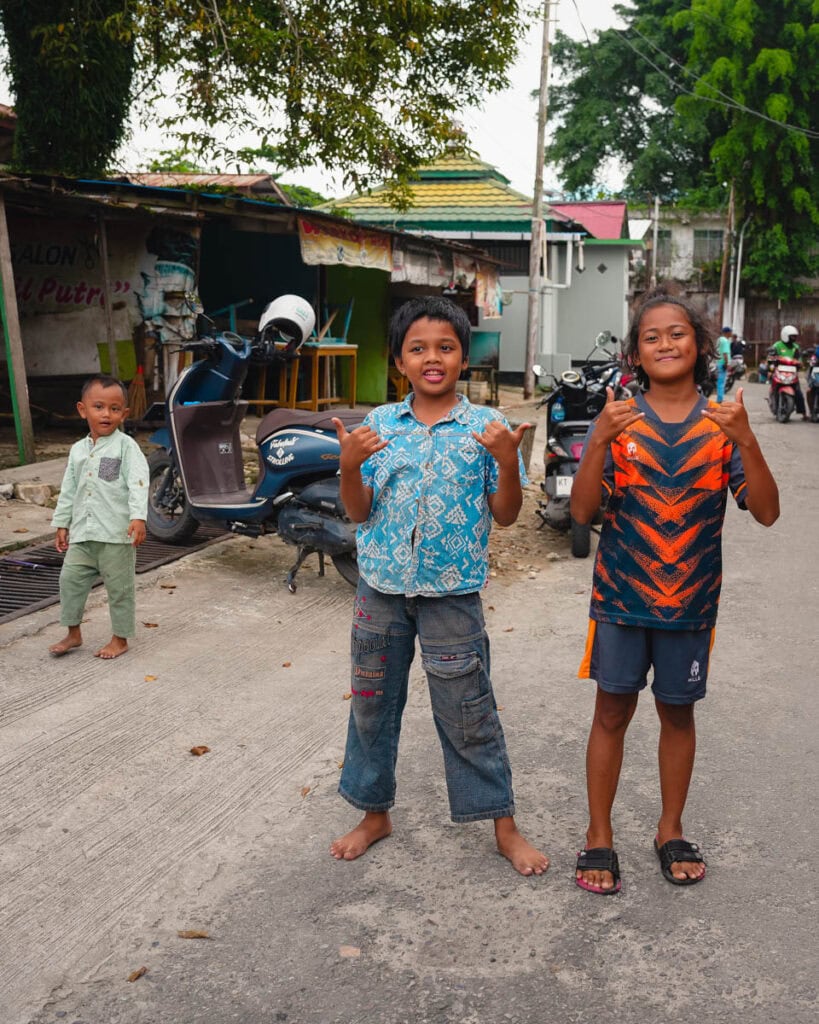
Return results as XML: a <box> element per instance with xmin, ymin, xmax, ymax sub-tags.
<box><xmin>472</xmin><ymin>419</ymin><xmax>531</xmax><ymax>467</ymax></box>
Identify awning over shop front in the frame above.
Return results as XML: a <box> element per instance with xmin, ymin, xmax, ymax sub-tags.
<box><xmin>298</xmin><ymin>216</ymin><xmax>501</xmax><ymax>317</ymax></box>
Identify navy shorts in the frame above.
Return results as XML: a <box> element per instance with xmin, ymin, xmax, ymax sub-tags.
<box><xmin>579</xmin><ymin>620</ymin><xmax>714</xmax><ymax>705</ymax></box>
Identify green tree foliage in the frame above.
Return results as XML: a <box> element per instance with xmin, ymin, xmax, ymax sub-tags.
<box><xmin>546</xmin><ymin>0</ymin><xmax>719</xmax><ymax>200</ymax></box>
<box><xmin>0</xmin><ymin>0</ymin><xmax>135</xmax><ymax>176</ymax></box>
<box><xmin>0</xmin><ymin>0</ymin><xmax>528</xmax><ymax>204</ymax></box>
<box><xmin>675</xmin><ymin>0</ymin><xmax>819</xmax><ymax>297</ymax></box>
<box><xmin>546</xmin><ymin>0</ymin><xmax>819</xmax><ymax>298</ymax></box>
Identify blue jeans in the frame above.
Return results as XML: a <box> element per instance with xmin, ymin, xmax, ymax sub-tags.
<box><xmin>339</xmin><ymin>579</ymin><xmax>515</xmax><ymax>822</ymax></box>
<box><xmin>716</xmin><ymin>365</ymin><xmax>727</xmax><ymax>402</ymax></box>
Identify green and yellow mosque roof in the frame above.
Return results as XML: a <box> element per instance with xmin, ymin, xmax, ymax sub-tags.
<box><xmin>331</xmin><ymin>151</ymin><xmax>568</xmax><ymax>234</ymax></box>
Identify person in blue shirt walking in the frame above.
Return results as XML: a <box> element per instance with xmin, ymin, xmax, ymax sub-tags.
<box><xmin>716</xmin><ymin>326</ymin><xmax>732</xmax><ymax>402</ymax></box>
<box><xmin>329</xmin><ymin>297</ymin><xmax>549</xmax><ymax>877</ymax></box>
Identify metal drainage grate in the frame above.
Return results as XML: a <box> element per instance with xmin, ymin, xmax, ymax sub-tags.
<box><xmin>0</xmin><ymin>527</ymin><xmax>229</xmax><ymax>625</ymax></box>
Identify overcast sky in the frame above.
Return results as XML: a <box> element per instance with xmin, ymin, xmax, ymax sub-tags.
<box><xmin>1</xmin><ymin>1</ymin><xmax>623</xmax><ymax>199</ymax></box>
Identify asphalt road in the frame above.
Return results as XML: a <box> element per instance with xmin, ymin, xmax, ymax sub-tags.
<box><xmin>1</xmin><ymin>382</ymin><xmax>816</xmax><ymax>1024</ymax></box>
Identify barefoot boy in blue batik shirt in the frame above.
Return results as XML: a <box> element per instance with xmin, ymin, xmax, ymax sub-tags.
<box><xmin>329</xmin><ymin>296</ymin><xmax>549</xmax><ymax>877</ymax></box>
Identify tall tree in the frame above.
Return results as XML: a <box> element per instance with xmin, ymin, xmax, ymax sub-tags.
<box><xmin>675</xmin><ymin>0</ymin><xmax>819</xmax><ymax>298</ymax></box>
<box><xmin>0</xmin><ymin>0</ymin><xmax>135</xmax><ymax>176</ymax></box>
<box><xmin>546</xmin><ymin>0</ymin><xmax>819</xmax><ymax>298</ymax></box>
<box><xmin>0</xmin><ymin>1</ymin><xmax>528</xmax><ymax>202</ymax></box>
<box><xmin>546</xmin><ymin>0</ymin><xmax>716</xmax><ymax>200</ymax></box>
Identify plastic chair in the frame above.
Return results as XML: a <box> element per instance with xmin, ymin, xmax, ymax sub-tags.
<box><xmin>312</xmin><ymin>298</ymin><xmax>354</xmax><ymax>344</ymax></box>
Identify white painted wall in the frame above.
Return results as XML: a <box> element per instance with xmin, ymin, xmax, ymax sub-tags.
<box><xmin>555</xmin><ymin>243</ymin><xmax>630</xmax><ymax>363</ymax></box>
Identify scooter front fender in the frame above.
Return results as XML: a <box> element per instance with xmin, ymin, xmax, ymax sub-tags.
<box><xmin>148</xmin><ymin>426</ymin><xmax>171</xmax><ymax>449</ymax></box>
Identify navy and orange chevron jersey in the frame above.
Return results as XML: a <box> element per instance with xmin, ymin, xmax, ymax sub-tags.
<box><xmin>585</xmin><ymin>393</ymin><xmax>748</xmax><ymax>631</ymax></box>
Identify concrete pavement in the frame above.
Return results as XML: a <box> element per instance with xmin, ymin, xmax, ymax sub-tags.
<box><xmin>1</xmin><ymin>382</ymin><xmax>817</xmax><ymax>1024</ymax></box>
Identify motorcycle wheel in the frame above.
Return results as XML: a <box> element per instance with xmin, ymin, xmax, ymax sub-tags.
<box><xmin>147</xmin><ymin>449</ymin><xmax>200</xmax><ymax>543</ymax></box>
<box><xmin>811</xmin><ymin>391</ymin><xmax>819</xmax><ymax>423</ymax></box>
<box><xmin>570</xmin><ymin>517</ymin><xmax>591</xmax><ymax>559</ymax></box>
<box><xmin>331</xmin><ymin>551</ymin><xmax>359</xmax><ymax>588</ymax></box>
<box><xmin>777</xmin><ymin>393</ymin><xmax>794</xmax><ymax>424</ymax></box>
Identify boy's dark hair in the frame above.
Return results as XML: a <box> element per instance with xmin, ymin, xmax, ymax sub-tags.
<box><xmin>389</xmin><ymin>296</ymin><xmax>471</xmax><ymax>360</ymax></box>
<box><xmin>623</xmin><ymin>288</ymin><xmax>716</xmax><ymax>389</ymax></box>
<box><xmin>81</xmin><ymin>374</ymin><xmax>128</xmax><ymax>402</ymax></box>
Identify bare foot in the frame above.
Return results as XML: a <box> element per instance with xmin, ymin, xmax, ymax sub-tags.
<box><xmin>95</xmin><ymin>636</ymin><xmax>129</xmax><ymax>660</ymax></box>
<box><xmin>330</xmin><ymin>811</ymin><xmax>392</xmax><ymax>861</ymax></box>
<box><xmin>49</xmin><ymin>628</ymin><xmax>82</xmax><ymax>657</ymax></box>
<box><xmin>494</xmin><ymin>817</ymin><xmax>549</xmax><ymax>876</ymax></box>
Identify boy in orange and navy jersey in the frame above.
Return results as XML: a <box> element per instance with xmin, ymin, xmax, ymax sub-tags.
<box><xmin>570</xmin><ymin>289</ymin><xmax>779</xmax><ymax>895</ymax></box>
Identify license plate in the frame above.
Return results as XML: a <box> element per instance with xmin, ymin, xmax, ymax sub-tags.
<box><xmin>555</xmin><ymin>476</ymin><xmax>573</xmax><ymax>496</ymax></box>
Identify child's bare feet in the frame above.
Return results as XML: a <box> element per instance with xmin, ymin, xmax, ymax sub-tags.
<box><xmin>494</xmin><ymin>816</ymin><xmax>550</xmax><ymax>876</ymax></box>
<box><xmin>49</xmin><ymin>626</ymin><xmax>82</xmax><ymax>657</ymax></box>
<box><xmin>330</xmin><ymin>811</ymin><xmax>392</xmax><ymax>860</ymax></box>
<box><xmin>94</xmin><ymin>636</ymin><xmax>129</xmax><ymax>660</ymax></box>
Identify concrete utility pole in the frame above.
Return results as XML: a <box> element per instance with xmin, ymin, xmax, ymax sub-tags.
<box><xmin>718</xmin><ymin>181</ymin><xmax>735</xmax><ymax>327</ymax></box>
<box><xmin>524</xmin><ymin>0</ymin><xmax>552</xmax><ymax>400</ymax></box>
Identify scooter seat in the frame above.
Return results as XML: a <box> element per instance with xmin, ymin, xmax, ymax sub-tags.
<box><xmin>256</xmin><ymin>408</ymin><xmax>364</xmax><ymax>445</ymax></box>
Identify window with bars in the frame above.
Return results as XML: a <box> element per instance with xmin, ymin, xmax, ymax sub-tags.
<box><xmin>693</xmin><ymin>229</ymin><xmax>724</xmax><ymax>265</ymax></box>
<box><xmin>480</xmin><ymin>241</ymin><xmax>530</xmax><ymax>273</ymax></box>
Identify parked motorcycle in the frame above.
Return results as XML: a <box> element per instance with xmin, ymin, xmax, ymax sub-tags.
<box><xmin>729</xmin><ymin>352</ymin><xmax>746</xmax><ymax>382</ymax></box>
<box><xmin>584</xmin><ymin>331</ymin><xmax>640</xmax><ymax>397</ymax></box>
<box><xmin>767</xmin><ymin>355</ymin><xmax>801</xmax><ymax>423</ymax></box>
<box><xmin>533</xmin><ymin>336</ymin><xmax>620</xmax><ymax>557</ymax></box>
<box><xmin>806</xmin><ymin>353</ymin><xmax>819</xmax><ymax>422</ymax></box>
<box><xmin>145</xmin><ymin>295</ymin><xmax>363</xmax><ymax>592</ymax></box>
<box><xmin>700</xmin><ymin>357</ymin><xmax>740</xmax><ymax>398</ymax></box>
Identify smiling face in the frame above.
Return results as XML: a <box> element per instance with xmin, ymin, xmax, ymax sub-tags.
<box><xmin>634</xmin><ymin>304</ymin><xmax>699</xmax><ymax>387</ymax></box>
<box><xmin>395</xmin><ymin>316</ymin><xmax>468</xmax><ymax>399</ymax></box>
<box><xmin>77</xmin><ymin>381</ymin><xmax>129</xmax><ymax>440</ymax></box>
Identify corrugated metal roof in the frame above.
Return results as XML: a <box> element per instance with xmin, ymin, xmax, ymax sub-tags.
<box><xmin>126</xmin><ymin>173</ymin><xmax>291</xmax><ymax>205</ymax></box>
<box><xmin>548</xmin><ymin>201</ymin><xmax>629</xmax><ymax>240</ymax></box>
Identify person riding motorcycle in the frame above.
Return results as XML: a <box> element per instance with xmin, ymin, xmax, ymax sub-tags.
<box><xmin>771</xmin><ymin>325</ymin><xmax>808</xmax><ymax>419</ymax></box>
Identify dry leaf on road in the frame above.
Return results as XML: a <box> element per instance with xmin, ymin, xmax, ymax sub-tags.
<box><xmin>300</xmin><ymin>786</ymin><xmax>311</xmax><ymax>798</ymax></box>
<box><xmin>177</xmin><ymin>930</ymin><xmax>210</xmax><ymax>940</ymax></box>
<box><xmin>142</xmin><ymin>622</ymin><xmax>159</xmax><ymax>628</ymax></box>
<box><xmin>144</xmin><ymin>674</ymin><xmax>158</xmax><ymax>681</ymax></box>
<box><xmin>339</xmin><ymin>946</ymin><xmax>360</xmax><ymax>958</ymax></box>
<box><xmin>190</xmin><ymin>745</ymin><xmax>210</xmax><ymax>756</ymax></box>
<box><xmin>127</xmin><ymin>966</ymin><xmax>148</xmax><ymax>982</ymax></box>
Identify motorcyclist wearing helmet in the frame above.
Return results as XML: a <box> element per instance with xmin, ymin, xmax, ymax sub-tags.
<box><xmin>771</xmin><ymin>325</ymin><xmax>808</xmax><ymax>419</ymax></box>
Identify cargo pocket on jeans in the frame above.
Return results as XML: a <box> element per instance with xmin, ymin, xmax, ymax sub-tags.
<box><xmin>423</xmin><ymin>651</ymin><xmax>494</xmax><ymax>745</ymax></box>
<box><xmin>461</xmin><ymin>691</ymin><xmax>498</xmax><ymax>745</ymax></box>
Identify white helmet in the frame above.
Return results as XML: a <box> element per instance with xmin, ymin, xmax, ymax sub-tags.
<box><xmin>780</xmin><ymin>324</ymin><xmax>799</xmax><ymax>343</ymax></box>
<box><xmin>258</xmin><ymin>294</ymin><xmax>316</xmax><ymax>353</ymax></box>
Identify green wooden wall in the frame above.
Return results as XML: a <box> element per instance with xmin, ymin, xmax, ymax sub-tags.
<box><xmin>326</xmin><ymin>266</ymin><xmax>390</xmax><ymax>405</ymax></box>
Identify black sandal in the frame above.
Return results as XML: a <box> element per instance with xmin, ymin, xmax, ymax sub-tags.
<box><xmin>654</xmin><ymin>837</ymin><xmax>706</xmax><ymax>886</ymax></box>
<box><xmin>575</xmin><ymin>847</ymin><xmax>622</xmax><ymax>894</ymax></box>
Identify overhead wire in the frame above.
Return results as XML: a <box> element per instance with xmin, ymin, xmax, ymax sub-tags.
<box><xmin>566</xmin><ymin>0</ymin><xmax>819</xmax><ymax>140</ymax></box>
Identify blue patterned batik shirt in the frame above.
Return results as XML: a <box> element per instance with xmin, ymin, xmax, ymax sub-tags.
<box><xmin>356</xmin><ymin>393</ymin><xmax>526</xmax><ymax>597</ymax></box>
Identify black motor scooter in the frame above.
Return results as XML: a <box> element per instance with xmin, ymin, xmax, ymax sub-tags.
<box><xmin>533</xmin><ymin>369</ymin><xmax>609</xmax><ymax>558</ymax></box>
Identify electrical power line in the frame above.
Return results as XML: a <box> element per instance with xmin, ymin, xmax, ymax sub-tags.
<box><xmin>567</xmin><ymin>0</ymin><xmax>819</xmax><ymax>141</ymax></box>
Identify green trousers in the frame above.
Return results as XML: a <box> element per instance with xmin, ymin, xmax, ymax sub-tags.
<box><xmin>59</xmin><ymin>541</ymin><xmax>137</xmax><ymax>638</ymax></box>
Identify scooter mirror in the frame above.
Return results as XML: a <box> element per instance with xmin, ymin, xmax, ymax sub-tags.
<box><xmin>532</xmin><ymin>364</ymin><xmax>545</xmax><ymax>378</ymax></box>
